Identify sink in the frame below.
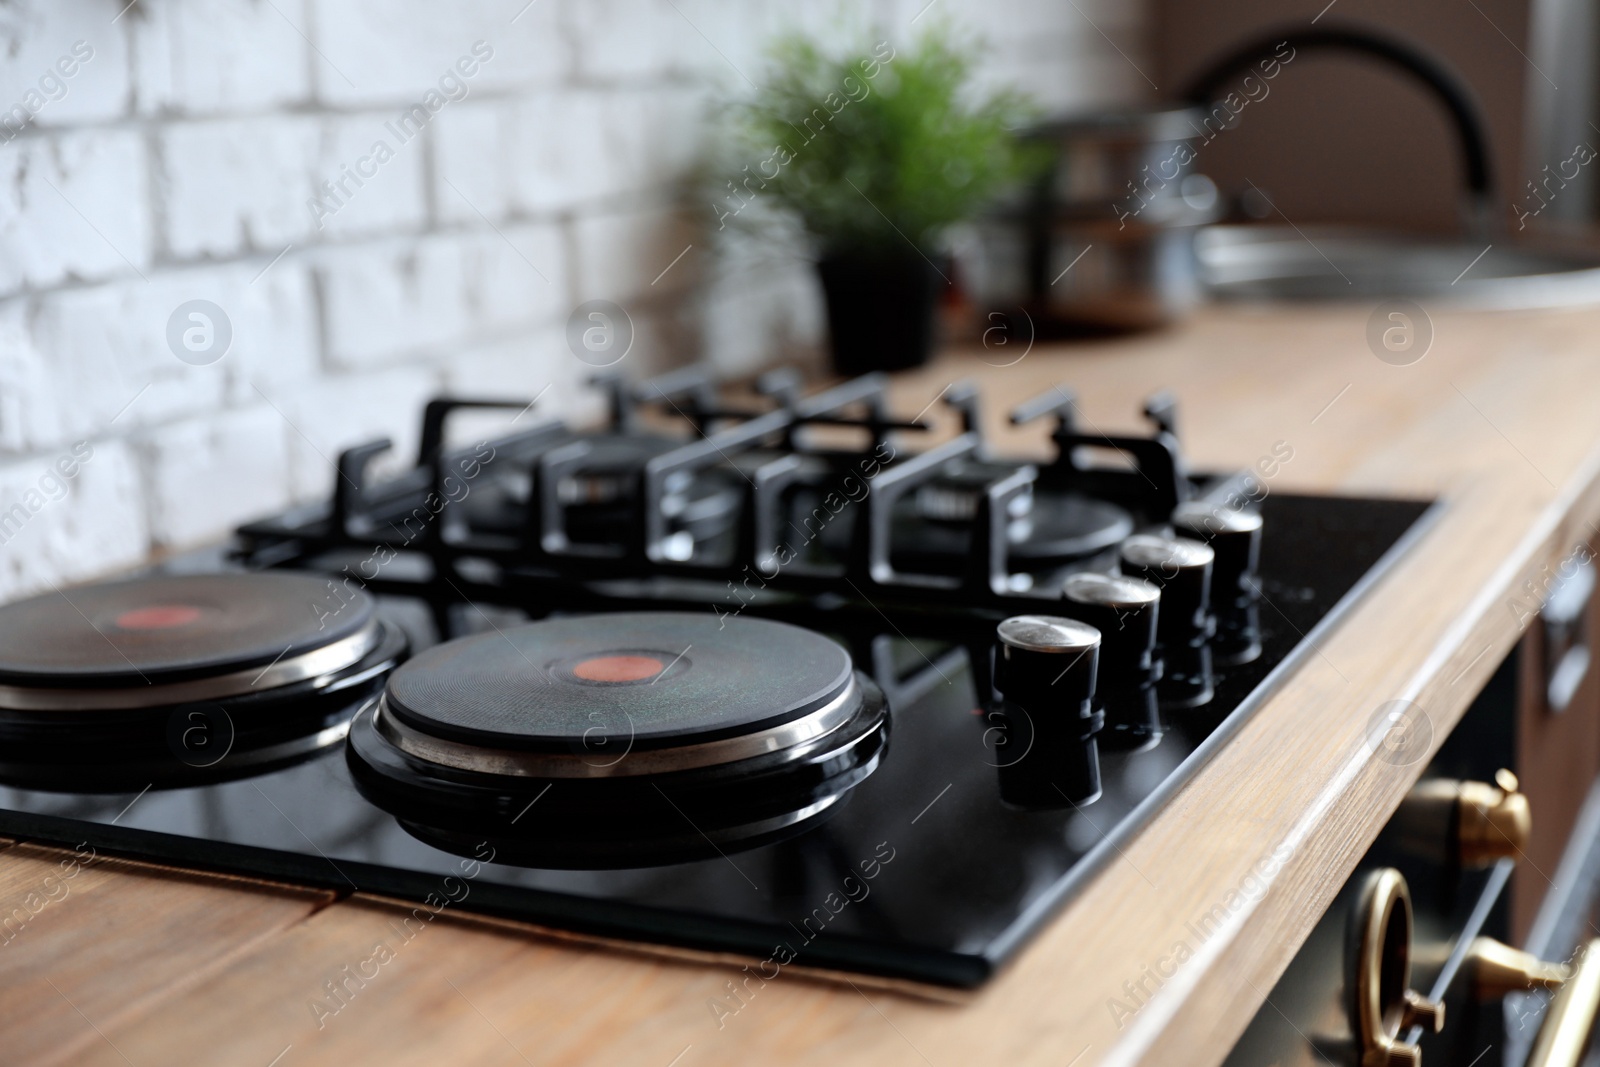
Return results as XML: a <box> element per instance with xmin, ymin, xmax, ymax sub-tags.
<box><xmin>1196</xmin><ymin>224</ymin><xmax>1600</xmax><ymax>309</ymax></box>
<box><xmin>1182</xmin><ymin>28</ymin><xmax>1600</xmax><ymax>312</ymax></box>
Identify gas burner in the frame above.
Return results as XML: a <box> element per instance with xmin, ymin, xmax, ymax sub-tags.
<box><xmin>1008</xmin><ymin>491</ymin><xmax>1137</xmax><ymax>563</ymax></box>
<box><xmin>532</xmin><ymin>434</ymin><xmax>744</xmax><ymax>563</ymax></box>
<box><xmin>0</xmin><ymin>573</ymin><xmax>406</xmax><ymax>791</ymax></box>
<box><xmin>889</xmin><ymin>471</ymin><xmax>1136</xmax><ymax>577</ymax></box>
<box><xmin>346</xmin><ymin>612</ymin><xmax>889</xmax><ymax>867</ymax></box>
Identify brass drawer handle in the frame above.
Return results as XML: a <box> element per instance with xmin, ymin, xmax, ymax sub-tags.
<box><xmin>1465</xmin><ymin>937</ymin><xmax>1566</xmax><ymax>1000</ymax></box>
<box><xmin>1355</xmin><ymin>870</ymin><xmax>1445</xmax><ymax>1067</ymax></box>
<box><xmin>1527</xmin><ymin>939</ymin><xmax>1600</xmax><ymax>1067</ymax></box>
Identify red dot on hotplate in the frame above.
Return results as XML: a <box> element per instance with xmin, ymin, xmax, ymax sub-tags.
<box><xmin>115</xmin><ymin>605</ymin><xmax>204</xmax><ymax>630</ymax></box>
<box><xmin>571</xmin><ymin>655</ymin><xmax>665</xmax><ymax>683</ymax></box>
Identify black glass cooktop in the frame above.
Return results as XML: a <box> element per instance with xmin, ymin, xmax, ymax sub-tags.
<box><xmin>0</xmin><ymin>494</ymin><xmax>1433</xmax><ymax>988</ymax></box>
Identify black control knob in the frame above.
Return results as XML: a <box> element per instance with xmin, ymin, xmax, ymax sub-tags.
<box><xmin>1119</xmin><ymin>533</ymin><xmax>1214</xmax><ymax>638</ymax></box>
<box><xmin>1172</xmin><ymin>501</ymin><xmax>1263</xmax><ymax>665</ymax></box>
<box><xmin>992</xmin><ymin>615</ymin><xmax>1103</xmax><ymax>808</ymax></box>
<box><xmin>995</xmin><ymin>615</ymin><xmax>1102</xmax><ymax>715</ymax></box>
<box><xmin>1119</xmin><ymin>533</ymin><xmax>1215</xmax><ymax>708</ymax></box>
<box><xmin>1062</xmin><ymin>572</ymin><xmax>1162</xmax><ymax>750</ymax></box>
<box><xmin>1061</xmin><ymin>572</ymin><xmax>1160</xmax><ymax>680</ymax></box>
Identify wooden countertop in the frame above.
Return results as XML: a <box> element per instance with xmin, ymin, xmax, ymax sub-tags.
<box><xmin>8</xmin><ymin>304</ymin><xmax>1600</xmax><ymax>1066</ymax></box>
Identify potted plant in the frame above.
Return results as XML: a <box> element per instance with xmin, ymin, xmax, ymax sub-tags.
<box><xmin>724</xmin><ymin>28</ymin><xmax>1037</xmax><ymax>374</ymax></box>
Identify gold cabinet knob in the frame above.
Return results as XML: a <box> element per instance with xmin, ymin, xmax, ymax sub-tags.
<box><xmin>1467</xmin><ymin>936</ymin><xmax>1569</xmax><ymax>999</ymax></box>
<box><xmin>1458</xmin><ymin>769</ymin><xmax>1532</xmax><ymax>866</ymax></box>
<box><xmin>1464</xmin><ymin>936</ymin><xmax>1600</xmax><ymax>1066</ymax></box>
<box><xmin>1405</xmin><ymin>769</ymin><xmax>1531</xmax><ymax>868</ymax></box>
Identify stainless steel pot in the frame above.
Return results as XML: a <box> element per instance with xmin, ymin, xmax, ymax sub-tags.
<box><xmin>961</xmin><ymin>107</ymin><xmax>1219</xmax><ymax>332</ymax></box>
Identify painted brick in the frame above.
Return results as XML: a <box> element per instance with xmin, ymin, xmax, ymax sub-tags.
<box><xmin>0</xmin><ymin>299</ymin><xmax>42</xmax><ymax>453</ymax></box>
<box><xmin>571</xmin><ymin>204</ymin><xmax>698</xmax><ymax>304</ymax></box>
<box><xmin>634</xmin><ymin>87</ymin><xmax>712</xmax><ymax>182</ymax></box>
<box><xmin>877</xmin><ymin>0</ymin><xmax>1134</xmax><ymax>38</ymax></box>
<box><xmin>0</xmin><ymin>439</ymin><xmax>149</xmax><ymax>602</ymax></box>
<box><xmin>0</xmin><ymin>4</ymin><xmax>129</xmax><ymax>128</ymax></box>
<box><xmin>700</xmin><ymin>252</ymin><xmax>823</xmax><ymax>376</ymax></box>
<box><xmin>316</xmin><ymin>242</ymin><xmax>464</xmax><ymax>367</ymax></box>
<box><xmin>217</xmin><ymin>259</ymin><xmax>323</xmax><ymax>402</ymax></box>
<box><xmin>132</xmin><ymin>0</ymin><xmax>312</xmax><ymax>115</ymax></box>
<box><xmin>565</xmin><ymin>0</ymin><xmax>767</xmax><ymax>84</ymax></box>
<box><xmin>473</xmin><ymin>1</ymin><xmax>572</xmax><ymax>97</ymax></box>
<box><xmin>317</xmin><ymin>225</ymin><xmax>566</xmax><ymax>367</ymax></box>
<box><xmin>461</xmin><ymin>233</ymin><xmax>567</xmax><ymax>336</ymax></box>
<box><xmin>310</xmin><ymin>0</ymin><xmax>567</xmax><ymax>108</ymax></box>
<box><xmin>876</xmin><ymin>0</ymin><xmax>1142</xmax><ymax>109</ymax></box>
<box><xmin>989</xmin><ymin>55</ymin><xmax>1151</xmax><ymax>111</ymax></box>
<box><xmin>26</xmin><ymin>282</ymin><xmax>221</xmax><ymax>450</ymax></box>
<box><xmin>559</xmin><ymin>300</ymin><xmax>689</xmax><ymax>380</ymax></box>
<box><xmin>564</xmin><ymin>1</ymin><xmax>853</xmax><ymax>86</ymax></box>
<box><xmin>0</xmin><ymin>130</ymin><xmax>149</xmax><ymax>295</ymax></box>
<box><xmin>444</xmin><ymin>324</ymin><xmax>605</xmax><ymax>431</ymax></box>
<box><xmin>0</xmin><ymin>0</ymin><xmax>1140</xmax><ymax>598</ymax></box>
<box><xmin>506</xmin><ymin>91</ymin><xmax>609</xmax><ymax>214</ymax></box>
<box><xmin>159</xmin><ymin>116</ymin><xmax>320</xmax><ymax>259</ymax></box>
<box><xmin>274</xmin><ymin>365</ymin><xmax>440</xmax><ymax>500</ymax></box>
<box><xmin>140</xmin><ymin>405</ymin><xmax>292</xmax><ymax>548</ymax></box>
<box><xmin>434</xmin><ymin>100</ymin><xmax>510</xmax><ymax>225</ymax></box>
<box><xmin>25</xmin><ymin>264</ymin><xmax>317</xmax><ymax>450</ymax></box>
<box><xmin>311</xmin><ymin>113</ymin><xmax>429</xmax><ymax>241</ymax></box>
<box><xmin>507</xmin><ymin>87</ymin><xmax>705</xmax><ymax>214</ymax></box>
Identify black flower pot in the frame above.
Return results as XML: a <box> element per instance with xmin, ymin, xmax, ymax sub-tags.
<box><xmin>817</xmin><ymin>247</ymin><xmax>941</xmax><ymax>375</ymax></box>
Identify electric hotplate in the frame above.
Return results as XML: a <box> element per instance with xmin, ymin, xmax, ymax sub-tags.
<box><xmin>0</xmin><ymin>494</ymin><xmax>1433</xmax><ymax>988</ymax></box>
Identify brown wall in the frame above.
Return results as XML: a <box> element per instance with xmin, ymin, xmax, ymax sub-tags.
<box><xmin>1150</xmin><ymin>0</ymin><xmax>1532</xmax><ymax>234</ymax></box>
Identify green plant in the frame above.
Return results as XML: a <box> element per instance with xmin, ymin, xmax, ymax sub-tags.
<box><xmin>723</xmin><ymin>27</ymin><xmax>1039</xmax><ymax>256</ymax></box>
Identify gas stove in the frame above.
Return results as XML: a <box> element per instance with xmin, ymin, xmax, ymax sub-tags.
<box><xmin>0</xmin><ymin>368</ymin><xmax>1432</xmax><ymax>988</ymax></box>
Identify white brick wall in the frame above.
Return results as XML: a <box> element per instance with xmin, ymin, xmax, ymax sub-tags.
<box><xmin>132</xmin><ymin>0</ymin><xmax>312</xmax><ymax>114</ymax></box>
<box><xmin>0</xmin><ymin>130</ymin><xmax>149</xmax><ymax>293</ymax></box>
<box><xmin>0</xmin><ymin>440</ymin><xmax>148</xmax><ymax>602</ymax></box>
<box><xmin>141</xmin><ymin>405</ymin><xmax>293</xmax><ymax>548</ymax></box>
<box><xmin>315</xmin><ymin>113</ymin><xmax>431</xmax><ymax>239</ymax></box>
<box><xmin>0</xmin><ymin>11</ymin><xmax>128</xmax><ymax>125</ymax></box>
<box><xmin>0</xmin><ymin>0</ymin><xmax>1145</xmax><ymax>599</ymax></box>
<box><xmin>279</xmin><ymin>364</ymin><xmax>441</xmax><ymax>497</ymax></box>
<box><xmin>159</xmin><ymin>117</ymin><xmax>320</xmax><ymax>258</ymax></box>
<box><xmin>571</xmin><ymin>205</ymin><xmax>698</xmax><ymax>303</ymax></box>
<box><xmin>316</xmin><ymin>226</ymin><xmax>567</xmax><ymax>366</ymax></box>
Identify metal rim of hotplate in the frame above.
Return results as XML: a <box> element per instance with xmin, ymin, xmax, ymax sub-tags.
<box><xmin>373</xmin><ymin>675</ymin><xmax>863</xmax><ymax>779</ymax></box>
<box><xmin>0</xmin><ymin>622</ymin><xmax>384</xmax><ymax>711</ymax></box>
<box><xmin>190</xmin><ymin>717</ymin><xmax>356</xmax><ymax>771</ymax></box>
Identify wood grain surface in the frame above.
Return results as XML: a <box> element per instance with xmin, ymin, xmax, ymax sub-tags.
<box><xmin>9</xmin><ymin>303</ymin><xmax>1600</xmax><ymax>1066</ymax></box>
